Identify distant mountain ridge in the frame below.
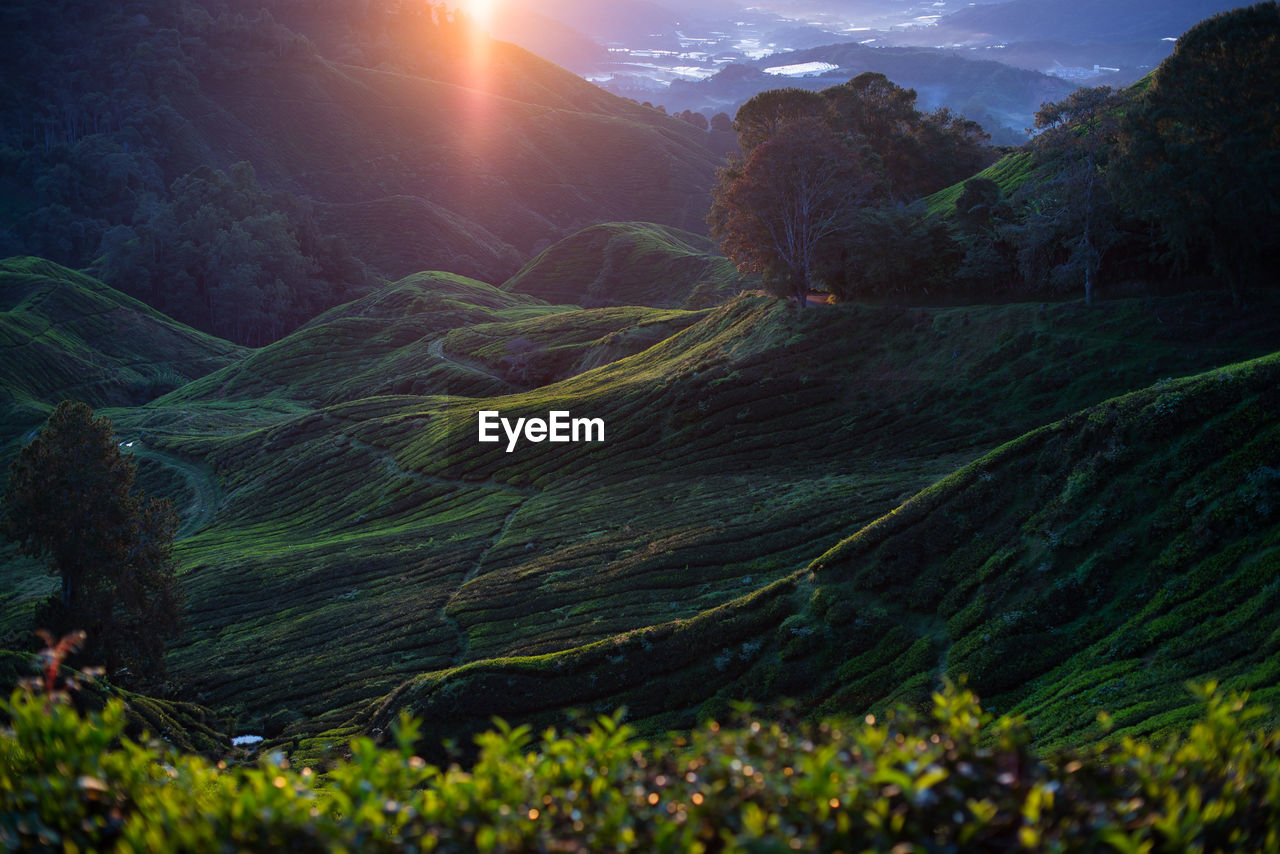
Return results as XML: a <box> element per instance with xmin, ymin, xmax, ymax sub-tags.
<box><xmin>663</xmin><ymin>43</ymin><xmax>1077</xmax><ymax>142</ymax></box>
<box><xmin>933</xmin><ymin>0</ymin><xmax>1253</xmax><ymax>43</ymax></box>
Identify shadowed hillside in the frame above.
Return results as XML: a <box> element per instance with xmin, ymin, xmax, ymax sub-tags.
<box><xmin>502</xmin><ymin>222</ymin><xmax>753</xmax><ymax>309</ymax></box>
<box><xmin>0</xmin><ymin>1</ymin><xmax>724</xmax><ymax>343</ymax></box>
<box><xmin>180</xmin><ymin>53</ymin><xmax>724</xmax><ymax>279</ymax></box>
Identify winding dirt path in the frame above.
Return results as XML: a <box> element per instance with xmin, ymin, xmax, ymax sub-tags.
<box><xmin>428</xmin><ymin>337</ymin><xmax>520</xmax><ymax>388</ymax></box>
<box><xmin>439</xmin><ymin>495</ymin><xmax>531</xmax><ymax>665</ymax></box>
<box><xmin>125</xmin><ymin>443</ymin><xmax>222</xmax><ymax>539</ymax></box>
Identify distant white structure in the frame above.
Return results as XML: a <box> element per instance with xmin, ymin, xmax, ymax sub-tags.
<box><xmin>1046</xmin><ymin>62</ymin><xmax>1121</xmax><ymax>80</ymax></box>
<box><xmin>763</xmin><ymin>61</ymin><xmax>839</xmax><ymax>77</ymax></box>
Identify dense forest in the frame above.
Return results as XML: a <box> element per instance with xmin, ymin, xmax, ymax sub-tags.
<box><xmin>0</xmin><ymin>0</ymin><xmax>720</xmax><ymax>345</ymax></box>
<box><xmin>0</xmin><ymin>1</ymin><xmax>372</xmax><ymax>344</ymax></box>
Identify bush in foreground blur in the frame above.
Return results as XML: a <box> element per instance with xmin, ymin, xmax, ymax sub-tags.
<box><xmin>2</xmin><ymin>681</ymin><xmax>1279</xmax><ymax>852</ymax></box>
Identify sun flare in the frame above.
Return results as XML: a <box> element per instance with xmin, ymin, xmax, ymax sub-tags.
<box><xmin>463</xmin><ymin>0</ymin><xmax>498</xmax><ymax>31</ymax></box>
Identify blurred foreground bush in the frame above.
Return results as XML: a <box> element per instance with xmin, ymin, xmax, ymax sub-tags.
<box><xmin>2</xmin><ymin>681</ymin><xmax>1279</xmax><ymax>852</ymax></box>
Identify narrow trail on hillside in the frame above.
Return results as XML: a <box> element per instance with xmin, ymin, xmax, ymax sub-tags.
<box><xmin>344</xmin><ymin>435</ymin><xmax>537</xmax><ymax>497</ymax></box>
<box><xmin>428</xmin><ymin>337</ymin><xmax>523</xmax><ymax>390</ymax></box>
<box><xmin>344</xmin><ymin>426</ymin><xmax>538</xmax><ymax>667</ymax></box>
<box><xmin>125</xmin><ymin>443</ymin><xmax>222</xmax><ymax>539</ymax></box>
<box><xmin>439</xmin><ymin>495</ymin><xmax>533</xmax><ymax>667</ymax></box>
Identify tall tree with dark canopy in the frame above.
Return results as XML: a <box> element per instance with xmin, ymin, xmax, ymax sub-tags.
<box><xmin>822</xmin><ymin>73</ymin><xmax>993</xmax><ymax>199</ymax></box>
<box><xmin>733</xmin><ymin>88</ymin><xmax>834</xmax><ymax>155</ymax></box>
<box><xmin>709</xmin><ymin>118</ymin><xmax>878</xmax><ymax>307</ymax></box>
<box><xmin>1</xmin><ymin>401</ymin><xmax>183</xmax><ymax>686</ymax></box>
<box><xmin>713</xmin><ymin>72</ymin><xmax>993</xmax><ymax>304</ymax></box>
<box><xmin>1114</xmin><ymin>1</ymin><xmax>1280</xmax><ymax>307</ymax></box>
<box><xmin>1032</xmin><ymin>86</ymin><xmax>1126</xmax><ymax>305</ymax></box>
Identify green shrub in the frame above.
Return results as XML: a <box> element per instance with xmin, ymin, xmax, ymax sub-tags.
<box><xmin>3</xmin><ymin>683</ymin><xmax>1280</xmax><ymax>851</ymax></box>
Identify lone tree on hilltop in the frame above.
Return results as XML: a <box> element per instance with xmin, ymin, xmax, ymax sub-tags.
<box><xmin>709</xmin><ymin>117</ymin><xmax>879</xmax><ymax>307</ymax></box>
<box><xmin>1</xmin><ymin>401</ymin><xmax>183</xmax><ymax>687</ymax></box>
<box><xmin>733</xmin><ymin>88</ymin><xmax>834</xmax><ymax>155</ymax></box>
<box><xmin>1031</xmin><ymin>85</ymin><xmax>1126</xmax><ymax>306</ymax></box>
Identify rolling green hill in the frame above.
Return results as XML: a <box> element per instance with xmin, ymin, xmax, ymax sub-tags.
<box><xmin>0</xmin><ymin>257</ymin><xmax>243</xmax><ymax>445</ymax></box>
<box><xmin>3</xmin><ymin>251</ymin><xmax>1278</xmax><ymax>758</ymax></box>
<box><xmin>924</xmin><ymin>150</ymin><xmax>1040</xmax><ymax>216</ymax></box>
<box><xmin>38</xmin><ymin>280</ymin><xmax>1271</xmax><ymax>747</ymax></box>
<box><xmin>502</xmin><ymin>222</ymin><xmax>753</xmax><ymax>308</ymax></box>
<box><xmin>356</xmin><ymin>341</ymin><xmax>1280</xmax><ymax>760</ymax></box>
<box><xmin>440</xmin><ymin>304</ymin><xmax>710</xmax><ymax>388</ymax></box>
<box><xmin>162</xmin><ymin>272</ymin><xmax>568</xmax><ymax>407</ymax></box>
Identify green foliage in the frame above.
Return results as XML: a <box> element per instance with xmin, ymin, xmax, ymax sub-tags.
<box><xmin>1020</xmin><ymin>86</ymin><xmax>1130</xmax><ymax>304</ymax></box>
<box><xmin>710</xmin><ymin>118</ymin><xmax>879</xmax><ymax>302</ymax></box>
<box><xmin>1113</xmin><ymin>1</ymin><xmax>1280</xmax><ymax>306</ymax></box>
<box><xmin>923</xmin><ymin>151</ymin><xmax>1038</xmax><ymax>218</ymax></box>
<box><xmin>831</xmin><ymin>202</ymin><xmax>960</xmax><ymax>300</ymax></box>
<box><xmin>954</xmin><ymin>177</ymin><xmax>1010</xmax><ymax>231</ymax></box>
<box><xmin>5</xmin><ymin>684</ymin><xmax>1280</xmax><ymax>851</ymax></box>
<box><xmin>96</xmin><ymin>161</ymin><xmax>366</xmax><ymax>345</ymax></box>
<box><xmin>714</xmin><ymin>72</ymin><xmax>995</xmax><ymax>302</ymax></box>
<box><xmin>1</xmin><ymin>403</ymin><xmax>182</xmax><ymax>686</ymax></box>
<box><xmin>821</xmin><ymin>73</ymin><xmax>994</xmax><ymax>200</ymax></box>
<box><xmin>733</xmin><ymin>88</ymin><xmax>834</xmax><ymax>155</ymax></box>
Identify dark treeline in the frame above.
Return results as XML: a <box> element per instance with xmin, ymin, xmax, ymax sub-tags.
<box><xmin>708</xmin><ymin>71</ymin><xmax>998</xmax><ymax>307</ymax></box>
<box><xmin>710</xmin><ymin>2</ymin><xmax>1280</xmax><ymax>308</ymax></box>
<box><xmin>0</xmin><ymin>1</ymin><xmax>478</xmax><ymax>346</ymax></box>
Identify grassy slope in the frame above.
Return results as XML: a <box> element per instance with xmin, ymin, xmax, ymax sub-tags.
<box><xmin>0</xmin><ymin>257</ymin><xmax>243</xmax><ymax>447</ymax></box>
<box><xmin>923</xmin><ymin>73</ymin><xmax>1156</xmax><ymax>219</ymax></box>
<box><xmin>502</xmin><ymin>222</ymin><xmax>753</xmax><ymax>308</ymax></box>
<box><xmin>79</xmin><ymin>282</ymin><xmax>1280</xmax><ymax>747</ymax></box>
<box><xmin>6</xmin><ymin>262</ymin><xmax>1277</xmax><ymax>755</ymax></box>
<box><xmin>357</xmin><ymin>346</ymin><xmax>1280</xmax><ymax>761</ymax></box>
<box><xmin>441</xmin><ymin>305</ymin><xmax>711</xmax><ymax>388</ymax></box>
<box><xmin>923</xmin><ymin>150</ymin><xmax>1039</xmax><ymax>217</ymax></box>
<box><xmin>162</xmin><ymin>272</ymin><xmax>569</xmax><ymax>407</ymax></box>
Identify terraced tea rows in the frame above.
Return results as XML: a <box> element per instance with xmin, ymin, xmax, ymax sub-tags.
<box><xmin>100</xmin><ymin>281</ymin><xmax>1280</xmax><ymax>741</ymax></box>
<box><xmin>0</xmin><ymin>258</ymin><xmax>243</xmax><ymax>447</ymax></box>
<box><xmin>502</xmin><ymin>222</ymin><xmax>752</xmax><ymax>308</ymax></box>
<box><xmin>5</xmin><ymin>263</ymin><xmax>1278</xmax><ymax>753</ymax></box>
<box><xmin>352</xmin><ymin>348</ymin><xmax>1280</xmax><ymax>763</ymax></box>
